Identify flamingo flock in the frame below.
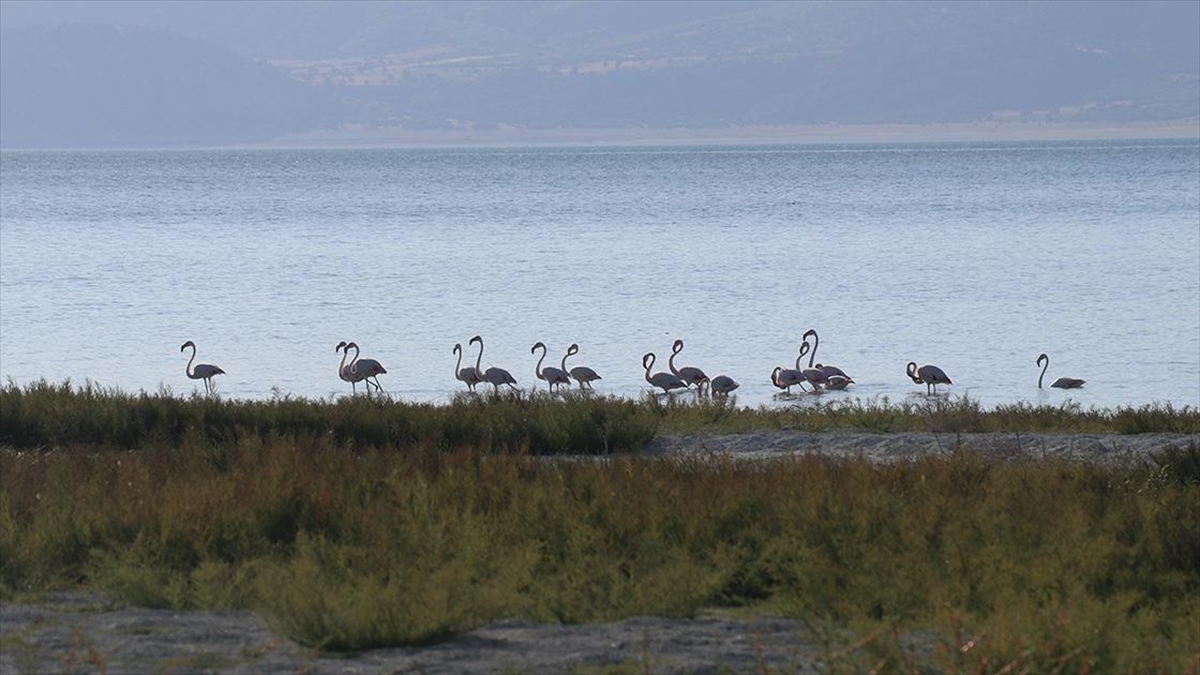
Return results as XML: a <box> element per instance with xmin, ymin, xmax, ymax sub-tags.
<box><xmin>177</xmin><ymin>329</ymin><xmax>1087</xmax><ymax>399</ymax></box>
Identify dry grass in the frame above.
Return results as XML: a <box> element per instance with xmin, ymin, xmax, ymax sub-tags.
<box><xmin>1</xmin><ymin>380</ymin><xmax>1197</xmax><ymax>668</ymax></box>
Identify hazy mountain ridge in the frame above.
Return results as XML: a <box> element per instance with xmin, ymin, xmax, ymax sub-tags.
<box><xmin>1</xmin><ymin>1</ymin><xmax>1196</xmax><ymax>147</ymax></box>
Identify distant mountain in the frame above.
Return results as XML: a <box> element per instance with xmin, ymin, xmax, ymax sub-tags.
<box><xmin>1</xmin><ymin>1</ymin><xmax>1196</xmax><ymax>147</ymax></box>
<box><xmin>0</xmin><ymin>23</ymin><xmax>337</xmax><ymax>148</ymax></box>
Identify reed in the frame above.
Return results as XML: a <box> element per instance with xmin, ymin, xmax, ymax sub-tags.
<box><xmin>3</xmin><ymin>380</ymin><xmax>1196</xmax><ymax>453</ymax></box>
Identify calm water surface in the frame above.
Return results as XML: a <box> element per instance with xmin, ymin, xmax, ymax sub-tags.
<box><xmin>2</xmin><ymin>141</ymin><xmax>1198</xmax><ymax>410</ymax></box>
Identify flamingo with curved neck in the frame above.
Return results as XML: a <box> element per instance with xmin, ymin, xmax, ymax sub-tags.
<box><xmin>907</xmin><ymin>361</ymin><xmax>952</xmax><ymax>395</ymax></box>
<box><xmin>669</xmin><ymin>339</ymin><xmax>709</xmax><ymax>392</ymax></box>
<box><xmin>180</xmin><ymin>340</ymin><xmax>225</xmax><ymax>395</ymax></box>
<box><xmin>336</xmin><ymin>341</ymin><xmax>356</xmax><ymax>394</ymax></box>
<box><xmin>454</xmin><ymin>343</ymin><xmax>481</xmax><ymax>392</ymax></box>
<box><xmin>346</xmin><ymin>342</ymin><xmax>387</xmax><ymax>395</ymax></box>
<box><xmin>644</xmin><ymin>352</ymin><xmax>689</xmax><ymax>395</ymax></box>
<box><xmin>532</xmin><ymin>342</ymin><xmax>571</xmax><ymax>392</ymax></box>
<box><xmin>1037</xmin><ymin>353</ymin><xmax>1085</xmax><ymax>389</ymax></box>
<box><xmin>471</xmin><ymin>335</ymin><xmax>517</xmax><ymax>392</ymax></box>
<box><xmin>563</xmin><ymin>343</ymin><xmax>601</xmax><ymax>389</ymax></box>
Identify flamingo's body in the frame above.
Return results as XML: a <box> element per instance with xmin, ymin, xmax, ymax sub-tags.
<box><xmin>180</xmin><ymin>340</ymin><xmax>225</xmax><ymax>395</ymax></box>
<box><xmin>532</xmin><ymin>342</ymin><xmax>571</xmax><ymax>392</ymax></box>
<box><xmin>471</xmin><ymin>335</ymin><xmax>518</xmax><ymax>392</ymax></box>
<box><xmin>816</xmin><ymin>363</ymin><xmax>849</xmax><ymax>379</ymax></box>
<box><xmin>710</xmin><ymin>374</ymin><xmax>740</xmax><ymax>396</ymax></box>
<box><xmin>563</xmin><ymin>343</ymin><xmax>601</xmax><ymax>389</ymax></box>
<box><xmin>907</xmin><ymin>361</ymin><xmax>952</xmax><ymax>395</ymax></box>
<box><xmin>453</xmin><ymin>343</ymin><xmax>482</xmax><ymax>391</ymax></box>
<box><xmin>669</xmin><ymin>339</ymin><xmax>709</xmax><ymax>392</ymax></box>
<box><xmin>771</xmin><ymin>366</ymin><xmax>807</xmax><ymax>393</ymax></box>
<box><xmin>1037</xmin><ymin>353</ymin><xmax>1085</xmax><ymax>389</ymax></box>
<box><xmin>824</xmin><ymin>374</ymin><xmax>854</xmax><ymax>391</ymax></box>
<box><xmin>644</xmin><ymin>352</ymin><xmax>689</xmax><ymax>394</ymax></box>
<box><xmin>346</xmin><ymin>342</ymin><xmax>387</xmax><ymax>394</ymax></box>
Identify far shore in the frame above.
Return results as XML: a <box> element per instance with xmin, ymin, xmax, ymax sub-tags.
<box><xmin>251</xmin><ymin>119</ymin><xmax>1200</xmax><ymax>150</ymax></box>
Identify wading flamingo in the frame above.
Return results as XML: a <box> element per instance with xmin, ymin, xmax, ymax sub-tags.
<box><xmin>471</xmin><ymin>335</ymin><xmax>517</xmax><ymax>392</ymax></box>
<box><xmin>907</xmin><ymin>361</ymin><xmax>952</xmax><ymax>395</ymax></box>
<box><xmin>336</xmin><ymin>341</ymin><xmax>358</xmax><ymax>394</ymax></box>
<box><xmin>532</xmin><ymin>341</ymin><xmax>571</xmax><ymax>392</ymax></box>
<box><xmin>644</xmin><ymin>352</ymin><xmax>689</xmax><ymax>395</ymax></box>
<box><xmin>669</xmin><ymin>339</ymin><xmax>710</xmax><ymax>392</ymax></box>
<box><xmin>180</xmin><ymin>340</ymin><xmax>225</xmax><ymax>395</ymax></box>
<box><xmin>710</xmin><ymin>374</ymin><xmax>740</xmax><ymax>396</ymax></box>
<box><xmin>453</xmin><ymin>343</ymin><xmax>482</xmax><ymax>392</ymax></box>
<box><xmin>563</xmin><ymin>343</ymin><xmax>602</xmax><ymax>389</ymax></box>
<box><xmin>771</xmin><ymin>366</ymin><xmax>807</xmax><ymax>393</ymax></box>
<box><xmin>1037</xmin><ymin>353</ymin><xmax>1085</xmax><ymax>389</ymax></box>
<box><xmin>346</xmin><ymin>342</ymin><xmax>387</xmax><ymax>394</ymax></box>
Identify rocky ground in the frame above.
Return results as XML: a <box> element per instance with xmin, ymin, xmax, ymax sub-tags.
<box><xmin>2</xmin><ymin>431</ymin><xmax>1193</xmax><ymax>674</ymax></box>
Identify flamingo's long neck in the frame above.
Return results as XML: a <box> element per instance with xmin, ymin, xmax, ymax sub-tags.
<box><xmin>560</xmin><ymin>349</ymin><xmax>571</xmax><ymax>373</ymax></box>
<box><xmin>644</xmin><ymin>355</ymin><xmax>655</xmax><ymax>383</ymax></box>
<box><xmin>534</xmin><ymin>345</ymin><xmax>546</xmax><ymax>379</ymax></box>
<box><xmin>807</xmin><ymin>334</ymin><xmax>818</xmax><ymax>368</ymax></box>
<box><xmin>348</xmin><ymin>344</ymin><xmax>361</xmax><ymax>375</ymax></box>
<box><xmin>669</xmin><ymin>344</ymin><xmax>681</xmax><ymax>375</ymax></box>
<box><xmin>1038</xmin><ymin>356</ymin><xmax>1048</xmax><ymax>389</ymax></box>
<box><xmin>338</xmin><ymin>346</ymin><xmax>350</xmax><ymax>381</ymax></box>
<box><xmin>454</xmin><ymin>346</ymin><xmax>463</xmax><ymax>379</ymax></box>
<box><xmin>185</xmin><ymin>345</ymin><xmax>197</xmax><ymax>378</ymax></box>
<box><xmin>796</xmin><ymin>342</ymin><xmax>809</xmax><ymax>370</ymax></box>
<box><xmin>474</xmin><ymin>340</ymin><xmax>484</xmax><ymax>373</ymax></box>
<box><xmin>907</xmin><ymin>363</ymin><xmax>923</xmax><ymax>384</ymax></box>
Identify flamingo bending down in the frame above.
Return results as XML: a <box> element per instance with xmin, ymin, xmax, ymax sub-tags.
<box><xmin>1037</xmin><ymin>353</ymin><xmax>1085</xmax><ymax>389</ymax></box>
<box><xmin>532</xmin><ymin>342</ymin><xmax>571</xmax><ymax>392</ymax></box>
<box><xmin>471</xmin><ymin>335</ymin><xmax>518</xmax><ymax>392</ymax></box>
<box><xmin>346</xmin><ymin>342</ymin><xmax>387</xmax><ymax>394</ymax></box>
<box><xmin>643</xmin><ymin>352</ymin><xmax>689</xmax><ymax>395</ymax></box>
<box><xmin>771</xmin><ymin>366</ymin><xmax>807</xmax><ymax>393</ymax></box>
<box><xmin>907</xmin><ymin>361</ymin><xmax>952</xmax><ymax>395</ymax></box>
<box><xmin>824</xmin><ymin>374</ymin><xmax>854</xmax><ymax>391</ymax></box>
<box><xmin>453</xmin><ymin>343</ymin><xmax>482</xmax><ymax>392</ymax></box>
<box><xmin>669</xmin><ymin>339</ymin><xmax>710</xmax><ymax>392</ymax></box>
<box><xmin>563</xmin><ymin>343</ymin><xmax>602</xmax><ymax>389</ymax></box>
<box><xmin>180</xmin><ymin>340</ymin><xmax>225</xmax><ymax>395</ymax></box>
<box><xmin>710</xmin><ymin>374</ymin><xmax>740</xmax><ymax>396</ymax></box>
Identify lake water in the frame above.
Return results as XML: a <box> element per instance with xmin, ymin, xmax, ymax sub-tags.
<box><xmin>2</xmin><ymin>141</ymin><xmax>1198</xmax><ymax>410</ymax></box>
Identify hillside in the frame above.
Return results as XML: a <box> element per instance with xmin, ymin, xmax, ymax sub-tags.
<box><xmin>0</xmin><ymin>1</ymin><xmax>1196</xmax><ymax>147</ymax></box>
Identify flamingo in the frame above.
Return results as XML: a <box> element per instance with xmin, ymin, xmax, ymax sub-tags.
<box><xmin>710</xmin><ymin>374</ymin><xmax>740</xmax><ymax>396</ymax></box>
<box><xmin>802</xmin><ymin>329</ymin><xmax>851</xmax><ymax>382</ymax></box>
<box><xmin>643</xmin><ymin>352</ymin><xmax>689</xmax><ymax>395</ymax></box>
<box><xmin>796</xmin><ymin>342</ymin><xmax>827</xmax><ymax>391</ymax></box>
<box><xmin>824</xmin><ymin>374</ymin><xmax>854</xmax><ymax>391</ymax></box>
<box><xmin>771</xmin><ymin>366</ymin><xmax>807</xmax><ymax>393</ymax></box>
<box><xmin>1037</xmin><ymin>353</ymin><xmax>1085</xmax><ymax>389</ymax></box>
<box><xmin>532</xmin><ymin>341</ymin><xmax>571</xmax><ymax>392</ymax></box>
<box><xmin>470</xmin><ymin>335</ymin><xmax>517</xmax><ymax>392</ymax></box>
<box><xmin>180</xmin><ymin>340</ymin><xmax>225</xmax><ymax>395</ymax></box>
<box><xmin>346</xmin><ymin>342</ymin><xmax>387</xmax><ymax>394</ymax></box>
<box><xmin>336</xmin><ymin>341</ymin><xmax>358</xmax><ymax>394</ymax></box>
<box><xmin>907</xmin><ymin>361</ymin><xmax>952</xmax><ymax>395</ymax></box>
<box><xmin>453</xmin><ymin>343</ymin><xmax>482</xmax><ymax>392</ymax></box>
<box><xmin>669</xmin><ymin>339</ymin><xmax>710</xmax><ymax>392</ymax></box>
<box><xmin>563</xmin><ymin>343</ymin><xmax>602</xmax><ymax>389</ymax></box>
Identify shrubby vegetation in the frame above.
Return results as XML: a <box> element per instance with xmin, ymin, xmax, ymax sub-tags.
<box><xmin>1</xmin><ymin>380</ymin><xmax>1197</xmax><ymax>670</ymax></box>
